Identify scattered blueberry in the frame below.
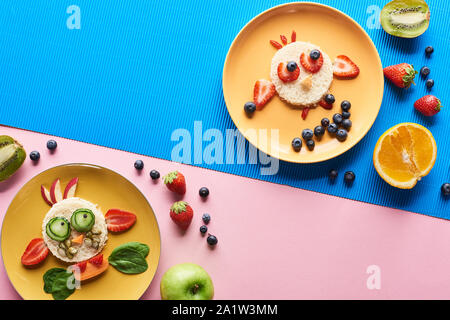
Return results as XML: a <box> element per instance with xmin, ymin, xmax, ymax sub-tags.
<box><xmin>306</xmin><ymin>139</ymin><xmax>315</xmax><ymax>151</ymax></box>
<box><xmin>292</xmin><ymin>137</ymin><xmax>302</xmax><ymax>152</ymax></box>
<box><xmin>344</xmin><ymin>171</ymin><xmax>355</xmax><ymax>184</ymax></box>
<box><xmin>29</xmin><ymin>151</ymin><xmax>40</xmax><ymax>161</ymax></box>
<box><xmin>336</xmin><ymin>129</ymin><xmax>348</xmax><ymax>142</ymax></box>
<box><xmin>134</xmin><ymin>160</ymin><xmax>144</xmax><ymax>170</ymax></box>
<box><xmin>329</xmin><ymin>169</ymin><xmax>338</xmax><ymax>180</ymax></box>
<box><xmin>342</xmin><ymin>111</ymin><xmax>351</xmax><ymax>119</ymax></box>
<box><xmin>425</xmin><ymin>46</ymin><xmax>434</xmax><ymax>56</ymax></box>
<box><xmin>341</xmin><ymin>100</ymin><xmax>351</xmax><ymax>111</ymax></box>
<box><xmin>202</xmin><ymin>213</ymin><xmax>211</xmax><ymax>224</ymax></box>
<box><xmin>244</xmin><ymin>102</ymin><xmax>256</xmax><ymax>116</ymax></box>
<box><xmin>287</xmin><ymin>61</ymin><xmax>298</xmax><ymax>72</ymax></box>
<box><xmin>426</xmin><ymin>79</ymin><xmax>434</xmax><ymax>89</ymax></box>
<box><xmin>150</xmin><ymin>170</ymin><xmax>160</xmax><ymax>180</ymax></box>
<box><xmin>199</xmin><ymin>187</ymin><xmax>210</xmax><ymax>198</ymax></box>
<box><xmin>314</xmin><ymin>126</ymin><xmax>325</xmax><ymax>138</ymax></box>
<box><xmin>441</xmin><ymin>183</ymin><xmax>450</xmax><ymax>196</ymax></box>
<box><xmin>46</xmin><ymin>140</ymin><xmax>57</xmax><ymax>150</ymax></box>
<box><xmin>333</xmin><ymin>113</ymin><xmax>343</xmax><ymax>125</ymax></box>
<box><xmin>324</xmin><ymin>94</ymin><xmax>335</xmax><ymax>104</ymax></box>
<box><xmin>327</xmin><ymin>123</ymin><xmax>338</xmax><ymax>134</ymax></box>
<box><xmin>420</xmin><ymin>66</ymin><xmax>430</xmax><ymax>77</ymax></box>
<box><xmin>200</xmin><ymin>225</ymin><xmax>208</xmax><ymax>234</ymax></box>
<box><xmin>310</xmin><ymin>49</ymin><xmax>321</xmax><ymax>60</ymax></box>
<box><xmin>341</xmin><ymin>119</ymin><xmax>352</xmax><ymax>130</ymax></box>
<box><xmin>207</xmin><ymin>234</ymin><xmax>218</xmax><ymax>246</ymax></box>
<box><xmin>302</xmin><ymin>129</ymin><xmax>314</xmax><ymax>141</ymax></box>
<box><xmin>321</xmin><ymin>118</ymin><xmax>330</xmax><ymax>127</ymax></box>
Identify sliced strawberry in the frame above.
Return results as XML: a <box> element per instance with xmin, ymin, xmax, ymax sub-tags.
<box><xmin>280</xmin><ymin>35</ymin><xmax>287</xmax><ymax>45</ymax></box>
<box><xmin>300</xmin><ymin>52</ymin><xmax>323</xmax><ymax>73</ymax></box>
<box><xmin>319</xmin><ymin>99</ymin><xmax>333</xmax><ymax>110</ymax></box>
<box><xmin>253</xmin><ymin>79</ymin><xmax>275</xmax><ymax>110</ymax></box>
<box><xmin>270</xmin><ymin>40</ymin><xmax>282</xmax><ymax>50</ymax></box>
<box><xmin>21</xmin><ymin>238</ymin><xmax>49</xmax><ymax>266</ymax></box>
<box><xmin>301</xmin><ymin>108</ymin><xmax>310</xmax><ymax>120</ymax></box>
<box><xmin>291</xmin><ymin>30</ymin><xmax>296</xmax><ymax>43</ymax></box>
<box><xmin>72</xmin><ymin>261</ymin><xmax>87</xmax><ymax>273</ymax></box>
<box><xmin>277</xmin><ymin>62</ymin><xmax>300</xmax><ymax>83</ymax></box>
<box><xmin>333</xmin><ymin>55</ymin><xmax>360</xmax><ymax>78</ymax></box>
<box><xmin>88</xmin><ymin>254</ymin><xmax>103</xmax><ymax>266</ymax></box>
<box><xmin>105</xmin><ymin>209</ymin><xmax>137</xmax><ymax>232</ymax></box>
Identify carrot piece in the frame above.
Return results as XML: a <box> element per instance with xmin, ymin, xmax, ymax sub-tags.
<box><xmin>71</xmin><ymin>234</ymin><xmax>84</xmax><ymax>245</ymax></box>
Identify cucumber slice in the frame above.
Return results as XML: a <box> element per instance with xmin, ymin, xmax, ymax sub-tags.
<box><xmin>70</xmin><ymin>208</ymin><xmax>95</xmax><ymax>232</ymax></box>
<box><xmin>46</xmin><ymin>217</ymin><xmax>71</xmax><ymax>242</ymax></box>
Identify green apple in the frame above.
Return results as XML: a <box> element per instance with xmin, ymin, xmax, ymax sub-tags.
<box><xmin>160</xmin><ymin>263</ymin><xmax>214</xmax><ymax>300</ymax></box>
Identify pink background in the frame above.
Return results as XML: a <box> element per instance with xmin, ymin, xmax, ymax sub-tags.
<box><xmin>2</xmin><ymin>125</ymin><xmax>450</xmax><ymax>299</ymax></box>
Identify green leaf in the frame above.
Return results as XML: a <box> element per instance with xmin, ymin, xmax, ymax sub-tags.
<box><xmin>51</xmin><ymin>271</ymin><xmax>75</xmax><ymax>300</ymax></box>
<box><xmin>43</xmin><ymin>268</ymin><xmax>67</xmax><ymax>294</ymax></box>
<box><xmin>108</xmin><ymin>247</ymin><xmax>148</xmax><ymax>274</ymax></box>
<box><xmin>111</xmin><ymin>242</ymin><xmax>150</xmax><ymax>258</ymax></box>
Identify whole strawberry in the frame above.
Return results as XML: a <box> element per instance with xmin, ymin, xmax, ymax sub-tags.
<box><xmin>170</xmin><ymin>201</ymin><xmax>193</xmax><ymax>230</ymax></box>
<box><xmin>414</xmin><ymin>95</ymin><xmax>442</xmax><ymax>116</ymax></box>
<box><xmin>383</xmin><ymin>63</ymin><xmax>417</xmax><ymax>88</ymax></box>
<box><xmin>163</xmin><ymin>171</ymin><xmax>186</xmax><ymax>195</ymax></box>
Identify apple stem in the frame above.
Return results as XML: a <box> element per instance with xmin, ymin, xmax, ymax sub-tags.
<box><xmin>192</xmin><ymin>284</ymin><xmax>199</xmax><ymax>294</ymax></box>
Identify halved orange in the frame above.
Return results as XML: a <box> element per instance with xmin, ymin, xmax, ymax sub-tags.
<box><xmin>373</xmin><ymin>123</ymin><xmax>437</xmax><ymax>189</ymax></box>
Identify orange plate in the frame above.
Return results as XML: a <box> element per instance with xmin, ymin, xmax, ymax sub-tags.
<box><xmin>223</xmin><ymin>2</ymin><xmax>384</xmax><ymax>163</ymax></box>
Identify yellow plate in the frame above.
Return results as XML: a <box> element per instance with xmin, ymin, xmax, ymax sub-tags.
<box><xmin>1</xmin><ymin>164</ymin><xmax>161</xmax><ymax>300</ymax></box>
<box><xmin>223</xmin><ymin>2</ymin><xmax>384</xmax><ymax>163</ymax></box>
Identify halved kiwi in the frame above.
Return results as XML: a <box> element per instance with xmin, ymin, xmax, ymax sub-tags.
<box><xmin>0</xmin><ymin>136</ymin><xmax>26</xmax><ymax>182</ymax></box>
<box><xmin>381</xmin><ymin>0</ymin><xmax>430</xmax><ymax>38</ymax></box>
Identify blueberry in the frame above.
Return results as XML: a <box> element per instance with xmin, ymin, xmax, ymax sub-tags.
<box><xmin>442</xmin><ymin>183</ymin><xmax>450</xmax><ymax>196</ymax></box>
<box><xmin>336</xmin><ymin>129</ymin><xmax>348</xmax><ymax>142</ymax></box>
<box><xmin>29</xmin><ymin>151</ymin><xmax>40</xmax><ymax>161</ymax></box>
<box><xmin>420</xmin><ymin>66</ymin><xmax>430</xmax><ymax>77</ymax></box>
<box><xmin>292</xmin><ymin>137</ymin><xmax>302</xmax><ymax>152</ymax></box>
<box><xmin>202</xmin><ymin>213</ymin><xmax>211</xmax><ymax>224</ymax></box>
<box><xmin>199</xmin><ymin>187</ymin><xmax>210</xmax><ymax>198</ymax></box>
<box><xmin>342</xmin><ymin>119</ymin><xmax>352</xmax><ymax>130</ymax></box>
<box><xmin>344</xmin><ymin>171</ymin><xmax>355</xmax><ymax>184</ymax></box>
<box><xmin>329</xmin><ymin>169</ymin><xmax>338</xmax><ymax>180</ymax></box>
<box><xmin>207</xmin><ymin>234</ymin><xmax>218</xmax><ymax>246</ymax></box>
<box><xmin>306</xmin><ymin>139</ymin><xmax>315</xmax><ymax>151</ymax></box>
<box><xmin>341</xmin><ymin>100</ymin><xmax>351</xmax><ymax>111</ymax></box>
<box><xmin>134</xmin><ymin>160</ymin><xmax>144</xmax><ymax>170</ymax></box>
<box><xmin>333</xmin><ymin>113</ymin><xmax>343</xmax><ymax>125</ymax></box>
<box><xmin>310</xmin><ymin>49</ymin><xmax>321</xmax><ymax>60</ymax></box>
<box><xmin>244</xmin><ymin>102</ymin><xmax>256</xmax><ymax>116</ymax></box>
<box><xmin>324</xmin><ymin>94</ymin><xmax>335</xmax><ymax>104</ymax></box>
<box><xmin>200</xmin><ymin>225</ymin><xmax>208</xmax><ymax>234</ymax></box>
<box><xmin>425</xmin><ymin>46</ymin><xmax>434</xmax><ymax>55</ymax></box>
<box><xmin>321</xmin><ymin>118</ymin><xmax>330</xmax><ymax>127</ymax></box>
<box><xmin>314</xmin><ymin>126</ymin><xmax>325</xmax><ymax>138</ymax></box>
<box><xmin>327</xmin><ymin>123</ymin><xmax>338</xmax><ymax>134</ymax></box>
<box><xmin>287</xmin><ymin>61</ymin><xmax>297</xmax><ymax>72</ymax></box>
<box><xmin>150</xmin><ymin>170</ymin><xmax>160</xmax><ymax>180</ymax></box>
<box><xmin>342</xmin><ymin>111</ymin><xmax>351</xmax><ymax>119</ymax></box>
<box><xmin>302</xmin><ymin>129</ymin><xmax>314</xmax><ymax>141</ymax></box>
<box><xmin>46</xmin><ymin>140</ymin><xmax>57</xmax><ymax>150</ymax></box>
<box><xmin>426</xmin><ymin>79</ymin><xmax>434</xmax><ymax>89</ymax></box>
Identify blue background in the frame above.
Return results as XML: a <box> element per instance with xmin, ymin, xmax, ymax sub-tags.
<box><xmin>1</xmin><ymin>0</ymin><xmax>450</xmax><ymax>219</ymax></box>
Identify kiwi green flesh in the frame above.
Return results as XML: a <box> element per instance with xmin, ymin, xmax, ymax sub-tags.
<box><xmin>381</xmin><ymin>0</ymin><xmax>430</xmax><ymax>38</ymax></box>
<box><xmin>0</xmin><ymin>136</ymin><xmax>26</xmax><ymax>182</ymax></box>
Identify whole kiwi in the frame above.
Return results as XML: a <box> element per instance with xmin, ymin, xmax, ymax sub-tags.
<box><xmin>0</xmin><ymin>136</ymin><xmax>26</xmax><ymax>181</ymax></box>
<box><xmin>381</xmin><ymin>0</ymin><xmax>430</xmax><ymax>38</ymax></box>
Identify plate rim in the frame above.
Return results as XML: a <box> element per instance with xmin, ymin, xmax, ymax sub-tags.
<box><xmin>0</xmin><ymin>162</ymin><xmax>162</xmax><ymax>300</ymax></box>
<box><xmin>222</xmin><ymin>1</ymin><xmax>384</xmax><ymax>164</ymax></box>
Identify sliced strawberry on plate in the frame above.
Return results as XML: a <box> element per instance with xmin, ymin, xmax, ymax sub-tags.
<box><xmin>277</xmin><ymin>62</ymin><xmax>300</xmax><ymax>83</ymax></box>
<box><xmin>300</xmin><ymin>51</ymin><xmax>323</xmax><ymax>73</ymax></box>
<box><xmin>88</xmin><ymin>254</ymin><xmax>103</xmax><ymax>266</ymax></box>
<box><xmin>280</xmin><ymin>34</ymin><xmax>288</xmax><ymax>45</ymax></box>
<box><xmin>291</xmin><ymin>30</ymin><xmax>296</xmax><ymax>43</ymax></box>
<box><xmin>318</xmin><ymin>99</ymin><xmax>333</xmax><ymax>110</ymax></box>
<box><xmin>253</xmin><ymin>79</ymin><xmax>275</xmax><ymax>110</ymax></box>
<box><xmin>333</xmin><ymin>55</ymin><xmax>360</xmax><ymax>79</ymax></box>
<box><xmin>21</xmin><ymin>238</ymin><xmax>49</xmax><ymax>266</ymax></box>
<box><xmin>71</xmin><ymin>260</ymin><xmax>87</xmax><ymax>273</ymax></box>
<box><xmin>270</xmin><ymin>40</ymin><xmax>282</xmax><ymax>50</ymax></box>
<box><xmin>301</xmin><ymin>107</ymin><xmax>310</xmax><ymax>120</ymax></box>
<box><xmin>105</xmin><ymin>209</ymin><xmax>137</xmax><ymax>232</ymax></box>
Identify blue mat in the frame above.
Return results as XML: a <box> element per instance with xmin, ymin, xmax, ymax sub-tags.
<box><xmin>1</xmin><ymin>0</ymin><xmax>450</xmax><ymax>219</ymax></box>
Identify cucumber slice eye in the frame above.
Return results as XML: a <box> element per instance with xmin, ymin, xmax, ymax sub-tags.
<box><xmin>46</xmin><ymin>217</ymin><xmax>71</xmax><ymax>242</ymax></box>
<box><xmin>70</xmin><ymin>208</ymin><xmax>95</xmax><ymax>233</ymax></box>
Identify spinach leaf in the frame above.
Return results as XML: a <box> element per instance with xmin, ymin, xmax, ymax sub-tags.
<box><xmin>43</xmin><ymin>268</ymin><xmax>67</xmax><ymax>294</ymax></box>
<box><xmin>108</xmin><ymin>246</ymin><xmax>148</xmax><ymax>274</ymax></box>
<box><xmin>51</xmin><ymin>271</ymin><xmax>75</xmax><ymax>300</ymax></box>
<box><xmin>111</xmin><ymin>242</ymin><xmax>150</xmax><ymax>258</ymax></box>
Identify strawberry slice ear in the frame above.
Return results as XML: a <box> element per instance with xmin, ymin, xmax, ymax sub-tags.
<box><xmin>105</xmin><ymin>209</ymin><xmax>137</xmax><ymax>232</ymax></box>
<box><xmin>270</xmin><ymin>40</ymin><xmax>283</xmax><ymax>49</ymax></box>
<box><xmin>333</xmin><ymin>55</ymin><xmax>360</xmax><ymax>79</ymax></box>
<box><xmin>291</xmin><ymin>30</ymin><xmax>296</xmax><ymax>43</ymax></box>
